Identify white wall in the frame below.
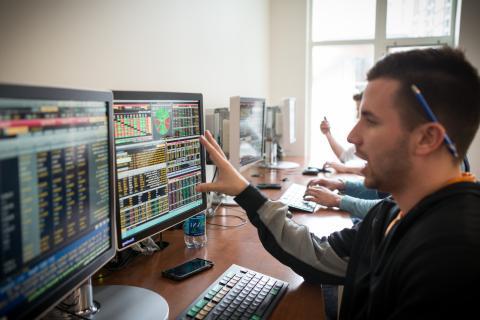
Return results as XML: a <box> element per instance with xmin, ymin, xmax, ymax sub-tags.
<box><xmin>1</xmin><ymin>0</ymin><xmax>477</xmax><ymax>166</ymax></box>
<box><xmin>0</xmin><ymin>0</ymin><xmax>270</xmax><ymax>109</ymax></box>
<box><xmin>458</xmin><ymin>0</ymin><xmax>480</xmax><ymax>176</ymax></box>
<box><xmin>269</xmin><ymin>0</ymin><xmax>308</xmax><ymax>156</ymax></box>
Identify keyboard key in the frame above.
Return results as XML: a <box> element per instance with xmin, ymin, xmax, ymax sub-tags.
<box><xmin>255</xmin><ymin>293</ymin><xmax>275</xmax><ymax>316</ymax></box>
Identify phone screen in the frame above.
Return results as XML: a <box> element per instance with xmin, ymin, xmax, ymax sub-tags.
<box><xmin>164</xmin><ymin>258</ymin><xmax>213</xmax><ymax>279</ymax></box>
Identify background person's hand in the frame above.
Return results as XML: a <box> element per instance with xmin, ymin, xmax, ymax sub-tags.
<box><xmin>196</xmin><ymin>131</ymin><xmax>249</xmax><ymax>196</ymax></box>
<box><xmin>307</xmin><ymin>177</ymin><xmax>345</xmax><ymax>190</ymax></box>
<box><xmin>323</xmin><ymin>161</ymin><xmax>366</xmax><ymax>176</ymax></box>
<box><xmin>323</xmin><ymin>161</ymin><xmax>349</xmax><ymax>173</ymax></box>
<box><xmin>320</xmin><ymin>117</ymin><xmax>330</xmax><ymax>135</ymax></box>
<box><xmin>304</xmin><ymin>186</ymin><xmax>342</xmax><ymax>208</ymax></box>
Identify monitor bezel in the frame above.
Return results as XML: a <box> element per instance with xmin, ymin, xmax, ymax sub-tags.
<box><xmin>112</xmin><ymin>90</ymin><xmax>208</xmax><ymax>251</ymax></box>
<box><xmin>0</xmin><ymin>83</ymin><xmax>116</xmax><ymax>320</ymax></box>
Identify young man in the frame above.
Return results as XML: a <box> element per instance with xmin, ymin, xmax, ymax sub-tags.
<box><xmin>196</xmin><ymin>47</ymin><xmax>480</xmax><ymax>319</ymax></box>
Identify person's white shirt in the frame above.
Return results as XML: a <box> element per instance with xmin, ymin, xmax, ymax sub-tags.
<box><xmin>339</xmin><ymin>145</ymin><xmax>360</xmax><ymax>163</ymax></box>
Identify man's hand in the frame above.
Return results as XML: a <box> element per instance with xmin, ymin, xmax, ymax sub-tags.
<box><xmin>307</xmin><ymin>177</ymin><xmax>345</xmax><ymax>190</ymax></box>
<box><xmin>304</xmin><ymin>186</ymin><xmax>342</xmax><ymax>208</ymax></box>
<box><xmin>320</xmin><ymin>118</ymin><xmax>331</xmax><ymax>135</ymax></box>
<box><xmin>196</xmin><ymin>131</ymin><xmax>249</xmax><ymax>196</ymax></box>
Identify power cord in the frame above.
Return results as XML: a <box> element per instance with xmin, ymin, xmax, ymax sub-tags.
<box><xmin>207</xmin><ymin>212</ymin><xmax>247</xmax><ymax>228</ymax></box>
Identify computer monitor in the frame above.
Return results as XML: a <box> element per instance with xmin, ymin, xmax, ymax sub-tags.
<box><xmin>228</xmin><ymin>96</ymin><xmax>266</xmax><ymax>171</ymax></box>
<box><xmin>112</xmin><ymin>91</ymin><xmax>207</xmax><ymax>250</ymax></box>
<box><xmin>0</xmin><ymin>84</ymin><xmax>116</xmax><ymax>319</ymax></box>
<box><xmin>261</xmin><ymin>97</ymin><xmax>299</xmax><ymax>169</ymax></box>
<box><xmin>278</xmin><ymin>97</ymin><xmax>296</xmax><ymax>147</ymax></box>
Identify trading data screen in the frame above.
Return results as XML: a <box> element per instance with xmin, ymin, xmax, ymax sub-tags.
<box><xmin>0</xmin><ymin>97</ymin><xmax>112</xmax><ymax>318</ymax></box>
<box><xmin>239</xmin><ymin>99</ymin><xmax>265</xmax><ymax>166</ymax></box>
<box><xmin>113</xmin><ymin>97</ymin><xmax>206</xmax><ymax>249</ymax></box>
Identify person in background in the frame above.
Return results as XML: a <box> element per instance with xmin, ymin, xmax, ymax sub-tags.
<box><xmin>196</xmin><ymin>47</ymin><xmax>480</xmax><ymax>319</ymax></box>
<box><xmin>314</xmin><ymin>92</ymin><xmax>386</xmax><ymax>219</ymax></box>
<box><xmin>321</xmin><ymin>92</ymin><xmax>365</xmax><ymax>175</ymax></box>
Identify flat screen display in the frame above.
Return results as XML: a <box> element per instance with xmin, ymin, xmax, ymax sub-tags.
<box><xmin>0</xmin><ymin>85</ymin><xmax>115</xmax><ymax>319</ymax></box>
<box><xmin>112</xmin><ymin>91</ymin><xmax>207</xmax><ymax>250</ymax></box>
<box><xmin>239</xmin><ymin>99</ymin><xmax>265</xmax><ymax>166</ymax></box>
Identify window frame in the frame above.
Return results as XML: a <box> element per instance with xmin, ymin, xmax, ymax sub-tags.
<box><xmin>306</xmin><ymin>0</ymin><xmax>459</xmax><ymax>158</ymax></box>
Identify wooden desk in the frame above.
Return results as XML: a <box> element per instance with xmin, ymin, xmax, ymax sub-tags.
<box><xmin>94</xmin><ymin>158</ymin><xmax>353</xmax><ymax>319</ymax></box>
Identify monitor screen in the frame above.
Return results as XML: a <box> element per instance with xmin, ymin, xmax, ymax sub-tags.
<box><xmin>228</xmin><ymin>97</ymin><xmax>266</xmax><ymax>170</ymax></box>
<box><xmin>112</xmin><ymin>91</ymin><xmax>207</xmax><ymax>250</ymax></box>
<box><xmin>0</xmin><ymin>84</ymin><xmax>115</xmax><ymax>319</ymax></box>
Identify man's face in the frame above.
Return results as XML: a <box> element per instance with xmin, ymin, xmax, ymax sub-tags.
<box><xmin>347</xmin><ymin>78</ymin><xmax>412</xmax><ymax>192</ymax></box>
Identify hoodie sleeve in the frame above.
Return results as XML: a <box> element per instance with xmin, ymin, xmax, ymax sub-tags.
<box><xmin>234</xmin><ymin>185</ymin><xmax>351</xmax><ymax>284</ymax></box>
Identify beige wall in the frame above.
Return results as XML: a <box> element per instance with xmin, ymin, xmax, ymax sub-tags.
<box><xmin>1</xmin><ymin>0</ymin><xmax>478</xmax><ymax>166</ymax></box>
<box><xmin>458</xmin><ymin>0</ymin><xmax>480</xmax><ymax>176</ymax></box>
<box><xmin>269</xmin><ymin>0</ymin><xmax>308</xmax><ymax>156</ymax></box>
<box><xmin>0</xmin><ymin>0</ymin><xmax>270</xmax><ymax>109</ymax></box>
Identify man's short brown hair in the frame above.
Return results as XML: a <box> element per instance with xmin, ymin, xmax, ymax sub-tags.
<box><xmin>353</xmin><ymin>92</ymin><xmax>363</xmax><ymax>102</ymax></box>
<box><xmin>367</xmin><ymin>47</ymin><xmax>480</xmax><ymax>160</ymax></box>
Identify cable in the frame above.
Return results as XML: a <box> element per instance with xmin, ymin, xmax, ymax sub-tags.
<box><xmin>227</xmin><ymin>207</ymin><xmax>247</xmax><ymax>214</ymax></box>
<box><xmin>212</xmin><ymin>166</ymin><xmax>218</xmax><ymax>182</ymax></box>
<box><xmin>209</xmin><ymin>198</ymin><xmax>223</xmax><ymax>215</ymax></box>
<box><xmin>205</xmin><ymin>166</ymin><xmax>247</xmax><ymax>227</ymax></box>
<box><xmin>207</xmin><ymin>206</ymin><xmax>247</xmax><ymax>228</ymax></box>
<box><xmin>55</xmin><ymin>306</ymin><xmax>91</xmax><ymax>320</ymax></box>
<box><xmin>207</xmin><ymin>214</ymin><xmax>247</xmax><ymax>228</ymax></box>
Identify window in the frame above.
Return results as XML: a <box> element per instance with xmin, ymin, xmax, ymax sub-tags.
<box><xmin>386</xmin><ymin>0</ymin><xmax>453</xmax><ymax>39</ymax></box>
<box><xmin>308</xmin><ymin>0</ymin><xmax>458</xmax><ymax>166</ymax></box>
<box><xmin>312</xmin><ymin>0</ymin><xmax>376</xmax><ymax>41</ymax></box>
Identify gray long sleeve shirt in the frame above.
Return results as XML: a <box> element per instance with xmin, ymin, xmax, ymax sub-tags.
<box><xmin>339</xmin><ymin>179</ymin><xmax>382</xmax><ymax>219</ymax></box>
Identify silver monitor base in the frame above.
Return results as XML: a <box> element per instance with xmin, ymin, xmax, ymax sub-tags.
<box><xmin>258</xmin><ymin>160</ymin><xmax>300</xmax><ymax>169</ymax></box>
<box><xmin>45</xmin><ymin>282</ymin><xmax>168</xmax><ymax>320</ymax></box>
<box><xmin>92</xmin><ymin>285</ymin><xmax>168</xmax><ymax>320</ymax></box>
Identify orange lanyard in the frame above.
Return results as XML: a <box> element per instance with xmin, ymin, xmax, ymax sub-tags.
<box><xmin>384</xmin><ymin>173</ymin><xmax>477</xmax><ymax>236</ymax></box>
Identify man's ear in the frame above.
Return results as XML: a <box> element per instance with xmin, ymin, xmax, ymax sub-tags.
<box><xmin>412</xmin><ymin>123</ymin><xmax>446</xmax><ymax>156</ymax></box>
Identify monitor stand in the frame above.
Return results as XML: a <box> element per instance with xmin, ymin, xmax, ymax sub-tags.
<box><xmin>210</xmin><ymin>192</ymin><xmax>238</xmax><ymax>206</ymax></box>
<box><xmin>47</xmin><ymin>278</ymin><xmax>168</xmax><ymax>320</ymax></box>
<box><xmin>260</xmin><ymin>140</ymin><xmax>300</xmax><ymax>169</ymax></box>
<box><xmin>258</xmin><ymin>160</ymin><xmax>300</xmax><ymax>169</ymax></box>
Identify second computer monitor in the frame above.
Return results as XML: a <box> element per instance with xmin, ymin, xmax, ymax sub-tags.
<box><xmin>112</xmin><ymin>91</ymin><xmax>207</xmax><ymax>250</ymax></box>
<box><xmin>0</xmin><ymin>84</ymin><xmax>116</xmax><ymax>319</ymax></box>
<box><xmin>228</xmin><ymin>96</ymin><xmax>266</xmax><ymax>171</ymax></box>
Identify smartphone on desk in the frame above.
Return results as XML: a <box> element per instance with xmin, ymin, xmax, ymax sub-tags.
<box><xmin>162</xmin><ymin>258</ymin><xmax>214</xmax><ymax>281</ymax></box>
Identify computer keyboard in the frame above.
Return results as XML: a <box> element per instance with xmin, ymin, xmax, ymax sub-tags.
<box><xmin>278</xmin><ymin>183</ymin><xmax>318</xmax><ymax>213</ymax></box>
<box><xmin>177</xmin><ymin>264</ymin><xmax>288</xmax><ymax>320</ymax></box>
